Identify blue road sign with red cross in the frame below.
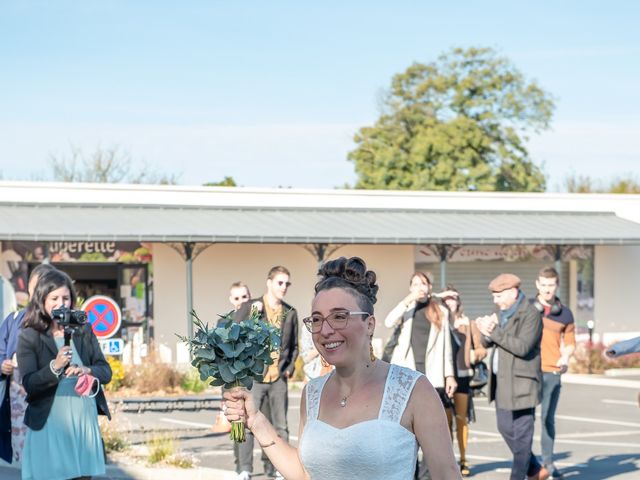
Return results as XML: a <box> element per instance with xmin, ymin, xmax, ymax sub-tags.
<box><xmin>82</xmin><ymin>295</ymin><xmax>122</xmax><ymax>339</ymax></box>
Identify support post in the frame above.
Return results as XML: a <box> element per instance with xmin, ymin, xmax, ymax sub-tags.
<box><xmin>554</xmin><ymin>245</ymin><xmax>562</xmax><ymax>278</ymax></box>
<box><xmin>438</xmin><ymin>245</ymin><xmax>448</xmax><ymax>290</ymax></box>
<box><xmin>184</xmin><ymin>242</ymin><xmax>194</xmax><ymax>341</ymax></box>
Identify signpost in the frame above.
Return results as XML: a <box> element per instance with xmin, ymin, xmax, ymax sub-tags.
<box><xmin>82</xmin><ymin>295</ymin><xmax>122</xmax><ymax>340</ymax></box>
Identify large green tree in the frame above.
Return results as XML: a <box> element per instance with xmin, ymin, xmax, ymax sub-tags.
<box><xmin>349</xmin><ymin>47</ymin><xmax>554</xmax><ymax>191</ymax></box>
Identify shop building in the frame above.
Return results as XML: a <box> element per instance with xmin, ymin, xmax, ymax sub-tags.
<box><xmin>1</xmin><ymin>181</ymin><xmax>639</xmax><ymax>364</ymax></box>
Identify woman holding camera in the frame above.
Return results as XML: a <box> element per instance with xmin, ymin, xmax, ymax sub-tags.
<box><xmin>17</xmin><ymin>269</ymin><xmax>112</xmax><ymax>480</ymax></box>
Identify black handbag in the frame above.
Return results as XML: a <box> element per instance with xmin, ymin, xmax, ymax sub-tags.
<box><xmin>470</xmin><ymin>361</ymin><xmax>488</xmax><ymax>389</ymax></box>
<box><xmin>382</xmin><ymin>321</ymin><xmax>404</xmax><ymax>362</ymax></box>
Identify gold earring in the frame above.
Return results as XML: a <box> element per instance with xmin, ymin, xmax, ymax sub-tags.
<box><xmin>320</xmin><ymin>355</ymin><xmax>331</xmax><ymax>368</ymax></box>
<box><xmin>369</xmin><ymin>338</ymin><xmax>376</xmax><ymax>362</ymax></box>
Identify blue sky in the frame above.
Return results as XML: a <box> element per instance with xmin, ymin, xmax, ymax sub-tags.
<box><xmin>0</xmin><ymin>1</ymin><xmax>638</xmax><ymax>190</ymax></box>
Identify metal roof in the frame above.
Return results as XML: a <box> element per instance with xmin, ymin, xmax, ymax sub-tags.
<box><xmin>2</xmin><ymin>203</ymin><xmax>640</xmax><ymax>245</ymax></box>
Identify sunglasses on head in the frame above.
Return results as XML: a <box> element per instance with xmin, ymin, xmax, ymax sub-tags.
<box><xmin>233</xmin><ymin>294</ymin><xmax>249</xmax><ymax>301</ymax></box>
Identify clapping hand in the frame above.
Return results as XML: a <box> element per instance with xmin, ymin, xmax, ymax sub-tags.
<box><xmin>1</xmin><ymin>359</ymin><xmax>14</xmax><ymax>376</ymax></box>
<box><xmin>475</xmin><ymin>314</ymin><xmax>498</xmax><ymax>337</ymax></box>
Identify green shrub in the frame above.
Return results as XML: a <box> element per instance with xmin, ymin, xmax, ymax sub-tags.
<box><xmin>99</xmin><ymin>407</ymin><xmax>130</xmax><ymax>453</ymax></box>
<box><xmin>166</xmin><ymin>454</ymin><xmax>195</xmax><ymax>468</ymax></box>
<box><xmin>571</xmin><ymin>341</ymin><xmax>640</xmax><ymax>374</ymax></box>
<box><xmin>124</xmin><ymin>350</ymin><xmax>185</xmax><ymax>394</ymax></box>
<box><xmin>147</xmin><ymin>435</ymin><xmax>175</xmax><ymax>464</ymax></box>
<box><xmin>181</xmin><ymin>367</ymin><xmax>208</xmax><ymax>393</ymax></box>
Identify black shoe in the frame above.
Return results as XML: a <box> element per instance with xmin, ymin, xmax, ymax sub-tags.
<box><xmin>545</xmin><ymin>464</ymin><xmax>563</xmax><ymax>479</ymax></box>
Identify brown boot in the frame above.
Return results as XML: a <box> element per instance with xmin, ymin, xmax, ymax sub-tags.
<box><xmin>528</xmin><ymin>466</ymin><xmax>550</xmax><ymax>480</ymax></box>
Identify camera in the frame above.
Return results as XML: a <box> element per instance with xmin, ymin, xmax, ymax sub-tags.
<box><xmin>51</xmin><ymin>306</ymin><xmax>87</xmax><ymax>328</ymax></box>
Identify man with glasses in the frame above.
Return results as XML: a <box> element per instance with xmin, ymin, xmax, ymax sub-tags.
<box><xmin>229</xmin><ymin>281</ymin><xmax>251</xmax><ymax>311</ymax></box>
<box><xmin>233</xmin><ymin>266</ymin><xmax>298</xmax><ymax>480</ymax></box>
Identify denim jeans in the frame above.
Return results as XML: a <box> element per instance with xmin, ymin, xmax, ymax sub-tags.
<box><xmin>541</xmin><ymin>372</ymin><xmax>562</xmax><ymax>467</ymax></box>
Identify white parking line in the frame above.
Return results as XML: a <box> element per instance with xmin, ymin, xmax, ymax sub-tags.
<box><xmin>558</xmin><ymin>429</ymin><xmax>640</xmax><ymax>439</ymax></box>
<box><xmin>603</xmin><ymin>399</ymin><xmax>638</xmax><ymax>406</ymax></box>
<box><xmin>464</xmin><ymin>454</ymin><xmax>587</xmax><ymax>469</ymax></box>
<box><xmin>474</xmin><ymin>406</ymin><xmax>640</xmax><ymax>428</ymax></box>
<box><xmin>159</xmin><ymin>418</ymin><xmax>212</xmax><ymax>428</ymax></box>
<box><xmin>554</xmin><ymin>414</ymin><xmax>640</xmax><ymax>428</ymax></box>
<box><xmin>471</xmin><ymin>426</ymin><xmax>640</xmax><ymax>448</ymax></box>
<box><xmin>554</xmin><ymin>438</ymin><xmax>640</xmax><ymax>448</ymax></box>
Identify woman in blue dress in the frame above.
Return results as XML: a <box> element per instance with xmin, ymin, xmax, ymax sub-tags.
<box><xmin>17</xmin><ymin>269</ymin><xmax>112</xmax><ymax>480</ymax></box>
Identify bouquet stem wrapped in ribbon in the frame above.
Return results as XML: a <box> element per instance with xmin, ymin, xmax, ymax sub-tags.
<box><xmin>177</xmin><ymin>309</ymin><xmax>281</xmax><ymax>442</ymax></box>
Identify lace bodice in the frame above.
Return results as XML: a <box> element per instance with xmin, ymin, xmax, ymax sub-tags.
<box><xmin>299</xmin><ymin>364</ymin><xmax>422</xmax><ymax>480</ymax></box>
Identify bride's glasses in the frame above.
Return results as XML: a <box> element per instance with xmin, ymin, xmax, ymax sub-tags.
<box><xmin>302</xmin><ymin>310</ymin><xmax>370</xmax><ymax>333</ymax></box>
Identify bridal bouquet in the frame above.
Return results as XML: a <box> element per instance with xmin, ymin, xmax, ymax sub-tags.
<box><xmin>177</xmin><ymin>309</ymin><xmax>281</xmax><ymax>442</ymax></box>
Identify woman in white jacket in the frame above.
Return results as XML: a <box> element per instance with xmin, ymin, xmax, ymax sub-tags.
<box><xmin>384</xmin><ymin>272</ymin><xmax>457</xmax><ymax>480</ymax></box>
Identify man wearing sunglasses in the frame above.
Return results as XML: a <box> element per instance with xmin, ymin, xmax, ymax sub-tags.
<box><xmin>229</xmin><ymin>281</ymin><xmax>251</xmax><ymax>311</ymax></box>
<box><xmin>233</xmin><ymin>266</ymin><xmax>299</xmax><ymax>480</ymax></box>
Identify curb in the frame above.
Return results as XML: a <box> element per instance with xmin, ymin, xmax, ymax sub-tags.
<box><xmin>604</xmin><ymin>368</ymin><xmax>640</xmax><ymax>377</ymax></box>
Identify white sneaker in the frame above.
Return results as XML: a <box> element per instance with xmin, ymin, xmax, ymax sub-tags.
<box><xmin>236</xmin><ymin>471</ymin><xmax>251</xmax><ymax>480</ymax></box>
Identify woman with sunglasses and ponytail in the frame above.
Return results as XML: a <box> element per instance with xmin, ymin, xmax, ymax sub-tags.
<box><xmin>384</xmin><ymin>272</ymin><xmax>457</xmax><ymax>479</ymax></box>
<box><xmin>224</xmin><ymin>257</ymin><xmax>461</xmax><ymax>480</ymax></box>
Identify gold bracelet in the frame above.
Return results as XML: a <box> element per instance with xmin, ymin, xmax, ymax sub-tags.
<box><xmin>259</xmin><ymin>440</ymin><xmax>276</xmax><ymax>448</ymax></box>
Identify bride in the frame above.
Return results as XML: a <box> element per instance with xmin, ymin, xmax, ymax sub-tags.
<box><xmin>224</xmin><ymin>256</ymin><xmax>461</xmax><ymax>480</ymax></box>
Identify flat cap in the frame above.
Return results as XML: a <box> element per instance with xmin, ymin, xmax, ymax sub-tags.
<box><xmin>488</xmin><ymin>273</ymin><xmax>521</xmax><ymax>293</ymax></box>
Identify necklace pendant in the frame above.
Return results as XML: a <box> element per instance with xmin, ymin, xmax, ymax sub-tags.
<box><xmin>340</xmin><ymin>397</ymin><xmax>347</xmax><ymax>407</ymax></box>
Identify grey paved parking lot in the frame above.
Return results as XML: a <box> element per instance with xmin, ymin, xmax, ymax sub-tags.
<box><xmin>121</xmin><ymin>376</ymin><xmax>640</xmax><ymax>479</ymax></box>
<box><xmin>2</xmin><ymin>374</ymin><xmax>639</xmax><ymax>479</ymax></box>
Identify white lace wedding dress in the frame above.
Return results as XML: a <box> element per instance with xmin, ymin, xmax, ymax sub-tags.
<box><xmin>299</xmin><ymin>364</ymin><xmax>421</xmax><ymax>479</ymax></box>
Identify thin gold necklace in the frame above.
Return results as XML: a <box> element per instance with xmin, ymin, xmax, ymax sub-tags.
<box><xmin>339</xmin><ymin>360</ymin><xmax>377</xmax><ymax>408</ymax></box>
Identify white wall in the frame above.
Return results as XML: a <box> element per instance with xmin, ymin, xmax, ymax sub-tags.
<box><xmin>594</xmin><ymin>245</ymin><xmax>640</xmax><ymax>339</ymax></box>
<box><xmin>152</xmin><ymin>243</ymin><xmax>188</xmax><ymax>361</ymax></box>
<box><xmin>191</xmin><ymin>243</ymin><xmax>318</xmax><ymax>325</ymax></box>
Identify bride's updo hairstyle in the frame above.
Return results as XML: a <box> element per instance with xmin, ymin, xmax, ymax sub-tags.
<box><xmin>314</xmin><ymin>257</ymin><xmax>378</xmax><ymax>314</ymax></box>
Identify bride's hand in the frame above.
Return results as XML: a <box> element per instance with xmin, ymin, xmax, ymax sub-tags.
<box><xmin>223</xmin><ymin>387</ymin><xmax>259</xmax><ymax>428</ymax></box>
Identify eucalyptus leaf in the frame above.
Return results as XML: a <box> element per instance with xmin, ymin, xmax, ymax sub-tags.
<box><xmin>239</xmin><ymin>376</ymin><xmax>253</xmax><ymax>389</ymax></box>
<box><xmin>229</xmin><ymin>323</ymin><xmax>241</xmax><ymax>341</ymax></box>
<box><xmin>195</xmin><ymin>348</ymin><xmax>216</xmax><ymax>360</ymax></box>
<box><xmin>210</xmin><ymin>377</ymin><xmax>225</xmax><ymax>387</ymax></box>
